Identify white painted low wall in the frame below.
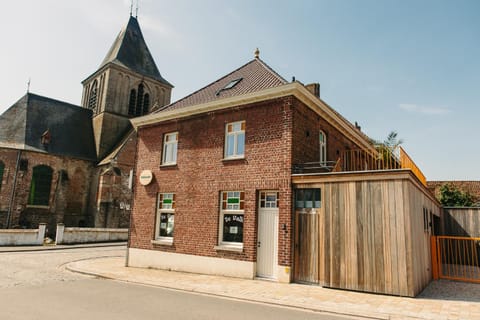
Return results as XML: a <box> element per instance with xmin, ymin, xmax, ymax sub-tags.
<box><xmin>55</xmin><ymin>224</ymin><xmax>128</xmax><ymax>244</ymax></box>
<box><xmin>127</xmin><ymin>248</ymin><xmax>256</xmax><ymax>279</ymax></box>
<box><xmin>0</xmin><ymin>224</ymin><xmax>46</xmax><ymax>246</ymax></box>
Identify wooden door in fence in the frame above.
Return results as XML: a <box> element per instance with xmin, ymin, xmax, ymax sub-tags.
<box><xmin>431</xmin><ymin>236</ymin><xmax>480</xmax><ymax>283</ymax></box>
<box><xmin>294</xmin><ymin>210</ymin><xmax>319</xmax><ymax>284</ymax></box>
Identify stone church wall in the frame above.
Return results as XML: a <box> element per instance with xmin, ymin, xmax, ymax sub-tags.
<box><xmin>90</xmin><ymin>133</ymin><xmax>137</xmax><ymax>229</ymax></box>
<box><xmin>0</xmin><ymin>148</ymin><xmax>94</xmax><ymax>237</ymax></box>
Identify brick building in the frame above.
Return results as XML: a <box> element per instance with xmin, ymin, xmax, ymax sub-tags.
<box><xmin>128</xmin><ymin>52</ymin><xmax>440</xmax><ymax>296</ymax></box>
<box><xmin>0</xmin><ymin>15</ymin><xmax>172</xmax><ymax>235</ymax></box>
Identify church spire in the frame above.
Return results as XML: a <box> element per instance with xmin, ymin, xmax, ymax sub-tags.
<box><xmin>81</xmin><ymin>14</ymin><xmax>173</xmax><ymax>160</ymax></box>
<box><xmin>99</xmin><ymin>15</ymin><xmax>172</xmax><ymax>87</ymax></box>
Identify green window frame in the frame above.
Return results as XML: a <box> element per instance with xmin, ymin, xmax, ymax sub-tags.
<box><xmin>28</xmin><ymin>165</ymin><xmax>53</xmax><ymax>206</ymax></box>
<box><xmin>0</xmin><ymin>161</ymin><xmax>4</xmax><ymax>192</ymax></box>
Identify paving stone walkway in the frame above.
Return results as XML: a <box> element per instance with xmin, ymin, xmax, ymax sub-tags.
<box><xmin>67</xmin><ymin>256</ymin><xmax>480</xmax><ymax>320</ymax></box>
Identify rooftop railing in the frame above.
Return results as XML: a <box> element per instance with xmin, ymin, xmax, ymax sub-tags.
<box><xmin>292</xmin><ymin>147</ymin><xmax>427</xmax><ymax>186</ymax></box>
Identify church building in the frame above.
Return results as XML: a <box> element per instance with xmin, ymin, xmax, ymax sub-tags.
<box><xmin>0</xmin><ymin>15</ymin><xmax>172</xmax><ymax>235</ymax></box>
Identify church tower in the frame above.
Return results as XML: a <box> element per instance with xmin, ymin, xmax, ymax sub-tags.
<box><xmin>81</xmin><ymin>16</ymin><xmax>173</xmax><ymax>159</ymax></box>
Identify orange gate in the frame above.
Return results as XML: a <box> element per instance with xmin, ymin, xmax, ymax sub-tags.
<box><xmin>431</xmin><ymin>236</ymin><xmax>480</xmax><ymax>283</ymax></box>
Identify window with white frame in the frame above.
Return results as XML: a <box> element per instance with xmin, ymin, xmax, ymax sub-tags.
<box><xmin>155</xmin><ymin>193</ymin><xmax>175</xmax><ymax>240</ymax></box>
<box><xmin>319</xmin><ymin>130</ymin><xmax>327</xmax><ymax>165</ymax></box>
<box><xmin>162</xmin><ymin>132</ymin><xmax>178</xmax><ymax>165</ymax></box>
<box><xmin>225</xmin><ymin>121</ymin><xmax>245</xmax><ymax>159</ymax></box>
<box><xmin>219</xmin><ymin>191</ymin><xmax>245</xmax><ymax>246</ymax></box>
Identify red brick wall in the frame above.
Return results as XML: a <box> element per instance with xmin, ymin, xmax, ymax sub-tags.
<box><xmin>130</xmin><ymin>95</ymin><xmax>366</xmax><ymax>268</ymax></box>
<box><xmin>130</xmin><ymin>97</ymin><xmax>293</xmax><ymax>265</ymax></box>
<box><xmin>0</xmin><ymin>149</ymin><xmax>18</xmax><ymax>227</ymax></box>
<box><xmin>292</xmin><ymin>100</ymin><xmax>362</xmax><ymax>166</ymax></box>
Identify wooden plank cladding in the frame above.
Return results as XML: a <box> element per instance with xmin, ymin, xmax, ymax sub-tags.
<box><xmin>294</xmin><ymin>210</ymin><xmax>319</xmax><ymax>283</ymax></box>
<box><xmin>293</xmin><ymin>171</ymin><xmax>441</xmax><ymax>297</ymax></box>
<box><xmin>442</xmin><ymin>208</ymin><xmax>480</xmax><ymax>237</ymax></box>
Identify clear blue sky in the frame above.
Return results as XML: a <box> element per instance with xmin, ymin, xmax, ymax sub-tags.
<box><xmin>1</xmin><ymin>0</ymin><xmax>478</xmax><ymax>180</ymax></box>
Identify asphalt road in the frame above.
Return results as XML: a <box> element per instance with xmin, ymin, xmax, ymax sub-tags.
<box><xmin>0</xmin><ymin>246</ymin><xmax>354</xmax><ymax>320</ymax></box>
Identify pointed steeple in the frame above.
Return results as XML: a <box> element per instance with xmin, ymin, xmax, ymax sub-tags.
<box><xmin>100</xmin><ymin>16</ymin><xmax>172</xmax><ymax>87</ymax></box>
<box><xmin>82</xmin><ymin>15</ymin><xmax>173</xmax><ymax>160</ymax></box>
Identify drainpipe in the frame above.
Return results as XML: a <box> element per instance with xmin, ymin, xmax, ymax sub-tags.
<box><xmin>6</xmin><ymin>150</ymin><xmax>22</xmax><ymax>228</ymax></box>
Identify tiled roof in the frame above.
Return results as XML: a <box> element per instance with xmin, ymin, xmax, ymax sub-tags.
<box><xmin>100</xmin><ymin>16</ymin><xmax>172</xmax><ymax>87</ymax></box>
<box><xmin>159</xmin><ymin>58</ymin><xmax>287</xmax><ymax>112</ymax></box>
<box><xmin>98</xmin><ymin>129</ymin><xmax>135</xmax><ymax>166</ymax></box>
<box><xmin>427</xmin><ymin>181</ymin><xmax>480</xmax><ymax>204</ymax></box>
<box><xmin>0</xmin><ymin>93</ymin><xmax>97</xmax><ymax>161</ymax></box>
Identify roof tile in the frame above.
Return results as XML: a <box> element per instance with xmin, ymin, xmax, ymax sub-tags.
<box><xmin>159</xmin><ymin>58</ymin><xmax>287</xmax><ymax>112</ymax></box>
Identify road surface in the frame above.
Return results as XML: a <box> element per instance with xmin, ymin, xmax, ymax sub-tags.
<box><xmin>0</xmin><ymin>245</ymin><xmax>356</xmax><ymax>320</ymax></box>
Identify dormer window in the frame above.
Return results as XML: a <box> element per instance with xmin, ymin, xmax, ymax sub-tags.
<box><xmin>41</xmin><ymin>129</ymin><xmax>51</xmax><ymax>146</ymax></box>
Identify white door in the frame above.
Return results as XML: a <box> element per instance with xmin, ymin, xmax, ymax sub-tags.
<box><xmin>256</xmin><ymin>191</ymin><xmax>279</xmax><ymax>279</ymax></box>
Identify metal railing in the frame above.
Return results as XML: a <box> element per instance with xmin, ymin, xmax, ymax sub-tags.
<box><xmin>432</xmin><ymin>236</ymin><xmax>480</xmax><ymax>283</ymax></box>
<box><xmin>292</xmin><ymin>160</ymin><xmax>338</xmax><ymax>174</ymax></box>
<box><xmin>292</xmin><ymin>147</ymin><xmax>427</xmax><ymax>186</ymax></box>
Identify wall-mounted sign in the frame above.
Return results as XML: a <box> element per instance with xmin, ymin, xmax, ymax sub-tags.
<box><xmin>139</xmin><ymin>170</ymin><xmax>153</xmax><ymax>186</ymax></box>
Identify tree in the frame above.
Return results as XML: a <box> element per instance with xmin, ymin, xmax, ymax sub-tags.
<box><xmin>371</xmin><ymin>131</ymin><xmax>404</xmax><ymax>169</ymax></box>
<box><xmin>439</xmin><ymin>183</ymin><xmax>474</xmax><ymax>207</ymax></box>
<box><xmin>382</xmin><ymin>131</ymin><xmax>404</xmax><ymax>152</ymax></box>
<box><xmin>371</xmin><ymin>131</ymin><xmax>404</xmax><ymax>153</ymax></box>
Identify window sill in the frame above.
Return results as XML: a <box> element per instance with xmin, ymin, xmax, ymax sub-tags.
<box><xmin>214</xmin><ymin>245</ymin><xmax>243</xmax><ymax>253</ymax></box>
<box><xmin>151</xmin><ymin>239</ymin><xmax>173</xmax><ymax>246</ymax></box>
<box><xmin>160</xmin><ymin>163</ymin><xmax>177</xmax><ymax>168</ymax></box>
<box><xmin>26</xmin><ymin>205</ymin><xmax>50</xmax><ymax>209</ymax></box>
<box><xmin>222</xmin><ymin>157</ymin><xmax>246</xmax><ymax>162</ymax></box>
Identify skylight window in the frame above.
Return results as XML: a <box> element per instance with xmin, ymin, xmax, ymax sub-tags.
<box><xmin>216</xmin><ymin>78</ymin><xmax>243</xmax><ymax>96</ymax></box>
<box><xmin>224</xmin><ymin>78</ymin><xmax>242</xmax><ymax>89</ymax></box>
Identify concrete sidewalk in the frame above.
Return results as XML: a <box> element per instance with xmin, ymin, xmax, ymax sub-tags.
<box><xmin>66</xmin><ymin>256</ymin><xmax>480</xmax><ymax>320</ymax></box>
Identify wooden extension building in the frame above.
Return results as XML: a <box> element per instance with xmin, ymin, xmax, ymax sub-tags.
<box><xmin>293</xmin><ymin>170</ymin><xmax>440</xmax><ymax>297</ymax></box>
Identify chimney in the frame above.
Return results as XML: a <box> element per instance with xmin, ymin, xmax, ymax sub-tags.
<box><xmin>305</xmin><ymin>83</ymin><xmax>320</xmax><ymax>98</ymax></box>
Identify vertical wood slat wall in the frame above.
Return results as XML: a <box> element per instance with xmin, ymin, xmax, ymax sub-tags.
<box><xmin>442</xmin><ymin>208</ymin><xmax>480</xmax><ymax>237</ymax></box>
<box><xmin>294</xmin><ymin>176</ymin><xmax>440</xmax><ymax>297</ymax></box>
